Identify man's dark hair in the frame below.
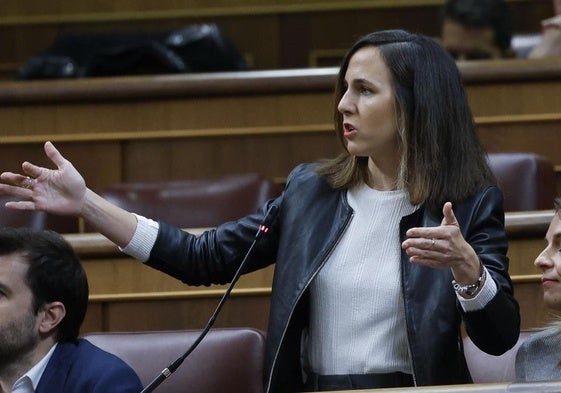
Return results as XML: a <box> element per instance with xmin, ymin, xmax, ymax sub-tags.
<box><xmin>443</xmin><ymin>0</ymin><xmax>513</xmax><ymax>50</ymax></box>
<box><xmin>0</xmin><ymin>227</ymin><xmax>88</xmax><ymax>342</ymax></box>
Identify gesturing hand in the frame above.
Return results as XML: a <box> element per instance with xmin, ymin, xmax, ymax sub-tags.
<box><xmin>401</xmin><ymin>202</ymin><xmax>480</xmax><ymax>279</ymax></box>
<box><xmin>0</xmin><ymin>141</ymin><xmax>87</xmax><ymax>216</ymax></box>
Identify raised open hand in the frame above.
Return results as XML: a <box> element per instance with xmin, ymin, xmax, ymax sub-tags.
<box><xmin>0</xmin><ymin>141</ymin><xmax>87</xmax><ymax>216</ymax></box>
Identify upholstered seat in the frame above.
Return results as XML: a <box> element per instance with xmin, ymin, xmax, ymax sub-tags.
<box><xmin>487</xmin><ymin>153</ymin><xmax>557</xmax><ymax>212</ymax></box>
<box><xmin>83</xmin><ymin>327</ymin><xmax>266</xmax><ymax>393</ymax></box>
<box><xmin>91</xmin><ymin>173</ymin><xmax>281</xmax><ymax>229</ymax></box>
<box><xmin>0</xmin><ymin>195</ymin><xmax>79</xmax><ymax>233</ymax></box>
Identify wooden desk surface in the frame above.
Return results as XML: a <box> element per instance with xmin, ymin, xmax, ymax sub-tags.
<box><xmin>1</xmin><ymin>58</ymin><xmax>560</xmax><ymax>104</ymax></box>
<box><xmin>327</xmin><ymin>380</ymin><xmax>561</xmax><ymax>392</ymax></box>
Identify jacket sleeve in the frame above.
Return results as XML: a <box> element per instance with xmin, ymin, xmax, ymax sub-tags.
<box><xmin>142</xmin><ymin>165</ymin><xmax>319</xmax><ymax>287</ymax></box>
<box><xmin>145</xmin><ymin>195</ymin><xmax>282</xmax><ymax>287</ymax></box>
<box><xmin>91</xmin><ymin>364</ymin><xmax>143</xmax><ymax>393</ymax></box>
<box><xmin>461</xmin><ymin>186</ymin><xmax>521</xmax><ymax>355</ymax></box>
<box><xmin>41</xmin><ymin>341</ymin><xmax>143</xmax><ymax>393</ymax></box>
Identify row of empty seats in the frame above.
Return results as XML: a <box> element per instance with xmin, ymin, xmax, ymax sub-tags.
<box><xmin>486</xmin><ymin>152</ymin><xmax>557</xmax><ymax>212</ymax></box>
<box><xmin>82</xmin><ymin>326</ymin><xmax>537</xmax><ymax>393</ymax></box>
<box><xmin>93</xmin><ymin>172</ymin><xmax>282</xmax><ymax>229</ymax></box>
<box><xmin>0</xmin><ymin>172</ymin><xmax>281</xmax><ymax>233</ymax></box>
<box><xmin>0</xmin><ymin>152</ymin><xmax>557</xmax><ymax>232</ymax></box>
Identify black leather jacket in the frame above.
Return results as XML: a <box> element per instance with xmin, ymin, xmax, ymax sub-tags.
<box><xmin>146</xmin><ymin>163</ymin><xmax>520</xmax><ymax>393</ymax></box>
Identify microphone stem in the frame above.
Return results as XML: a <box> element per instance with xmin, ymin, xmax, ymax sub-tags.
<box><xmin>140</xmin><ymin>204</ymin><xmax>278</xmax><ymax>392</ymax></box>
<box><xmin>140</xmin><ymin>233</ymin><xmax>262</xmax><ymax>393</ymax></box>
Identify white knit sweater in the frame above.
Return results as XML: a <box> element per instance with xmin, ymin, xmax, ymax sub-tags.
<box><xmin>307</xmin><ymin>183</ymin><xmax>418</xmax><ymax>375</ymax></box>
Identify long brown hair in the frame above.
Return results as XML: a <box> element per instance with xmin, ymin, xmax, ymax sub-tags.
<box><xmin>316</xmin><ymin>30</ymin><xmax>495</xmax><ymax>208</ymax></box>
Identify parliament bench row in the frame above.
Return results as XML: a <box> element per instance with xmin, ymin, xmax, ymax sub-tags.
<box><xmin>0</xmin><ymin>152</ymin><xmax>556</xmax><ymax>234</ymax></box>
<box><xmin>0</xmin><ymin>0</ymin><xmax>553</xmax><ymax>76</ymax></box>
<box><xmin>80</xmin><ymin>326</ymin><xmax>549</xmax><ymax>393</ymax></box>
<box><xmin>81</xmin><ymin>273</ymin><xmax>548</xmax><ymax>335</ymax></box>
<box><xmin>0</xmin><ymin>58</ymin><xmax>559</xmax><ymax>197</ymax></box>
<box><xmin>75</xmin><ymin>208</ymin><xmax>552</xmax><ymax>334</ymax></box>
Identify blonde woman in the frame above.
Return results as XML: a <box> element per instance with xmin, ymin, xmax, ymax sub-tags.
<box><xmin>516</xmin><ymin>198</ymin><xmax>561</xmax><ymax>381</ymax></box>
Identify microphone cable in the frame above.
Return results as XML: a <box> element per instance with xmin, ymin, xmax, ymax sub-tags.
<box><xmin>140</xmin><ymin>204</ymin><xmax>279</xmax><ymax>393</ymax></box>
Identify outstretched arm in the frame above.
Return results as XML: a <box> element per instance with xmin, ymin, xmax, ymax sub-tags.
<box><xmin>0</xmin><ymin>141</ymin><xmax>137</xmax><ymax>248</ymax></box>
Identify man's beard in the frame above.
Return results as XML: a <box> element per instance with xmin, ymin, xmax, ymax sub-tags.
<box><xmin>0</xmin><ymin>310</ymin><xmax>39</xmax><ymax>368</ymax></box>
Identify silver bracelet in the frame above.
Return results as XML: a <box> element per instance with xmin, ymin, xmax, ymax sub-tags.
<box><xmin>452</xmin><ymin>262</ymin><xmax>486</xmax><ymax>296</ymax></box>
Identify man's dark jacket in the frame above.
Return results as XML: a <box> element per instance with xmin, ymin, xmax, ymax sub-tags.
<box><xmin>146</xmin><ymin>163</ymin><xmax>521</xmax><ymax>393</ymax></box>
<box><xmin>36</xmin><ymin>339</ymin><xmax>142</xmax><ymax>393</ymax></box>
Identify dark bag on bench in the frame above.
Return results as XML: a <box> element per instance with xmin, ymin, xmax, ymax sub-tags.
<box><xmin>17</xmin><ymin>24</ymin><xmax>247</xmax><ymax>79</ymax></box>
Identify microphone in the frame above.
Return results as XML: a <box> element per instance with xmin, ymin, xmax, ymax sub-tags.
<box><xmin>140</xmin><ymin>203</ymin><xmax>279</xmax><ymax>393</ymax></box>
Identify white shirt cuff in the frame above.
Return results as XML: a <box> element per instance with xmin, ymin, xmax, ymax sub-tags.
<box><xmin>456</xmin><ymin>266</ymin><xmax>498</xmax><ymax>312</ymax></box>
<box><xmin>119</xmin><ymin>213</ymin><xmax>159</xmax><ymax>263</ymax></box>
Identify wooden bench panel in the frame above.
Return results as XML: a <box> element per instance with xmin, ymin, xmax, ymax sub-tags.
<box><xmin>75</xmin><ymin>210</ymin><xmax>554</xmax><ymax>333</ymax></box>
<box><xmin>80</xmin><ymin>276</ymin><xmax>548</xmax><ymax>334</ymax></box>
<box><xmin>0</xmin><ymin>61</ymin><xmax>559</xmax><ymax>200</ymax></box>
<box><xmin>2</xmin><ymin>113</ymin><xmax>559</xmax><ymax>191</ymax></box>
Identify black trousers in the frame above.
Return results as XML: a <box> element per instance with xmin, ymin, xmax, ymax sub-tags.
<box><xmin>304</xmin><ymin>371</ymin><xmax>414</xmax><ymax>391</ymax></box>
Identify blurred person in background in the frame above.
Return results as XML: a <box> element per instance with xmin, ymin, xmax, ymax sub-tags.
<box><xmin>528</xmin><ymin>0</ymin><xmax>561</xmax><ymax>58</ymax></box>
<box><xmin>441</xmin><ymin>0</ymin><xmax>515</xmax><ymax>60</ymax></box>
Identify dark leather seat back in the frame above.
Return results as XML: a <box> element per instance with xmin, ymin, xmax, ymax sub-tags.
<box><xmin>0</xmin><ymin>196</ymin><xmax>79</xmax><ymax>233</ymax></box>
<box><xmin>463</xmin><ymin>330</ymin><xmax>534</xmax><ymax>383</ymax></box>
<box><xmin>487</xmin><ymin>153</ymin><xmax>557</xmax><ymax>212</ymax></box>
<box><xmin>93</xmin><ymin>173</ymin><xmax>281</xmax><ymax>229</ymax></box>
<box><xmin>83</xmin><ymin>328</ymin><xmax>266</xmax><ymax>393</ymax></box>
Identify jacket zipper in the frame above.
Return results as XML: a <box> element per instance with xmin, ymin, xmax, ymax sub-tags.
<box><xmin>265</xmin><ymin>207</ymin><xmax>354</xmax><ymax>393</ymax></box>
